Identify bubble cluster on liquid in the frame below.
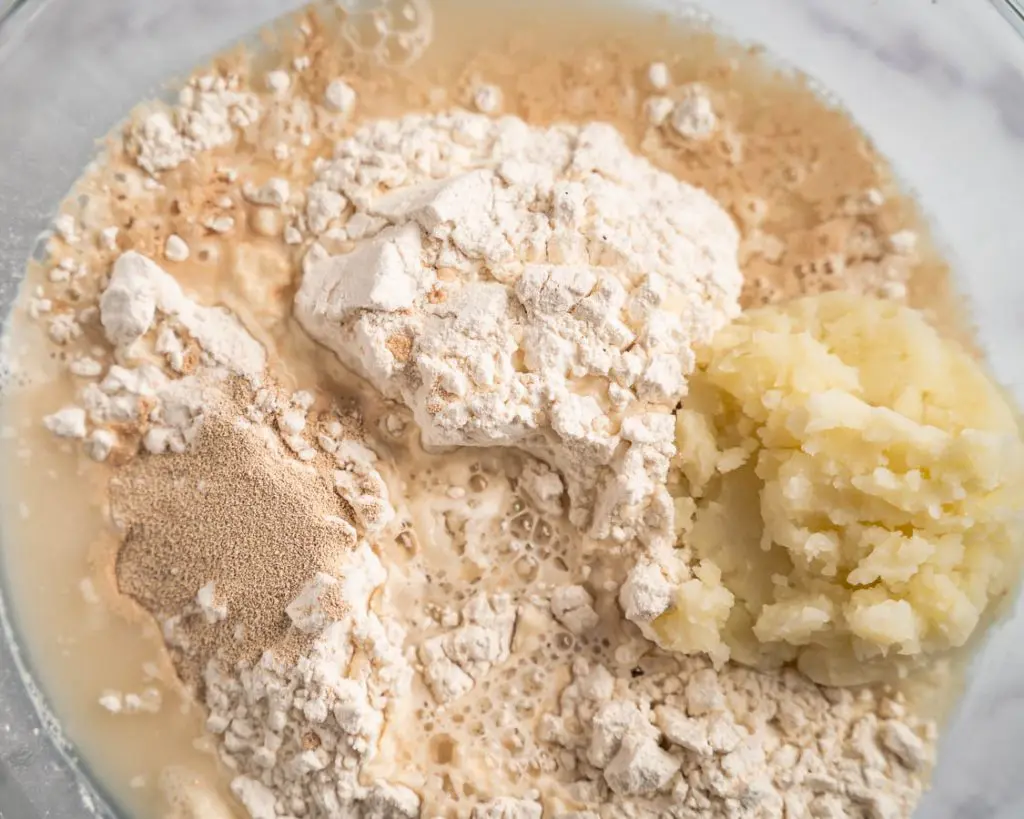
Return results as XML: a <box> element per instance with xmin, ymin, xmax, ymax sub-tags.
<box><xmin>396</xmin><ymin>448</ymin><xmax>613</xmax><ymax>795</ymax></box>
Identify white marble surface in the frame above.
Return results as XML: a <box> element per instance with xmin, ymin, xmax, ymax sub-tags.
<box><xmin>1</xmin><ymin>1</ymin><xmax>1023</xmax><ymax>817</ymax></box>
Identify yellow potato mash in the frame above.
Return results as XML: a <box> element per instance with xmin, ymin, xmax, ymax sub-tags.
<box><xmin>654</xmin><ymin>293</ymin><xmax>1024</xmax><ymax>684</ymax></box>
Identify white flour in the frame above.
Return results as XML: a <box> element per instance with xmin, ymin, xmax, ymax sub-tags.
<box><xmin>128</xmin><ymin>73</ymin><xmax>261</xmax><ymax>175</ymax></box>
<box><xmin>41</xmin><ymin>250</ymin><xmax>267</xmax><ymax>462</ymax></box>
<box><xmin>87</xmin><ymin>278</ymin><xmax>417</xmax><ymax>819</ymax></box>
<box><xmin>418</xmin><ymin>593</ymin><xmax>518</xmax><ymax>704</ymax></box>
<box><xmin>294</xmin><ymin>111</ymin><xmax>743</xmax><ymax>549</ymax></box>
<box><xmin>541</xmin><ymin>657</ymin><xmax>932</xmax><ymax>818</ymax></box>
<box><xmin>187</xmin><ymin>405</ymin><xmax>416</xmax><ymax>819</ymax></box>
<box><xmin>101</xmin><ymin>251</ymin><xmax>265</xmax><ymax>378</ymax></box>
<box><xmin>203</xmin><ymin>556</ymin><xmax>415</xmax><ymax>819</ymax></box>
<box><xmin>668</xmin><ymin>85</ymin><xmax>718</xmax><ymax>141</ymax></box>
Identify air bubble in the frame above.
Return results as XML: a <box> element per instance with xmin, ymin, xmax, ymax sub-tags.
<box><xmin>534</xmin><ymin>520</ymin><xmax>553</xmax><ymax>543</ymax></box>
<box><xmin>510</xmin><ymin>513</ymin><xmax>535</xmax><ymax>539</ymax></box>
<box><xmin>343</xmin><ymin>10</ymin><xmax>386</xmax><ymax>50</ymax></box>
<box><xmin>514</xmin><ymin>554</ymin><xmax>539</xmax><ymax>581</ymax></box>
<box><xmin>395</xmin><ymin>530</ymin><xmax>417</xmax><ymax>552</ymax></box>
<box><xmin>430</xmin><ymin>734</ymin><xmax>455</xmax><ymax>765</ymax></box>
<box><xmin>382</xmin><ymin>412</ymin><xmax>407</xmax><ymax>438</ymax></box>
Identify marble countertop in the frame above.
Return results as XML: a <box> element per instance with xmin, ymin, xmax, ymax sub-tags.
<box><xmin>2</xmin><ymin>1</ymin><xmax>1024</xmax><ymax>817</ymax></box>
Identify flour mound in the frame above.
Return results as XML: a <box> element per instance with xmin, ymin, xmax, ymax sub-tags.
<box><xmin>127</xmin><ymin>73</ymin><xmax>261</xmax><ymax>175</ymax></box>
<box><xmin>113</xmin><ymin>381</ymin><xmax>413</xmax><ymax>819</ymax></box>
<box><xmin>544</xmin><ymin>656</ymin><xmax>932</xmax><ymax>818</ymax></box>
<box><xmin>295</xmin><ymin>111</ymin><xmax>742</xmax><ymax>548</ymax></box>
<box><xmin>102</xmin><ymin>251</ymin><xmax>266</xmax><ymax>377</ymax></box>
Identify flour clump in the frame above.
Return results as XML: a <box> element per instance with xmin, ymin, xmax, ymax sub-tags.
<box><xmin>113</xmin><ymin>381</ymin><xmax>413</xmax><ymax>819</ymax></box>
<box><xmin>128</xmin><ymin>73</ymin><xmax>261</xmax><ymax>174</ymax></box>
<box><xmin>42</xmin><ymin>251</ymin><xmax>266</xmax><ymax>462</ymax></box>
<box><xmin>295</xmin><ymin>111</ymin><xmax>742</xmax><ymax>548</ymax></box>
<box><xmin>543</xmin><ymin>655</ymin><xmax>933</xmax><ymax>818</ymax></box>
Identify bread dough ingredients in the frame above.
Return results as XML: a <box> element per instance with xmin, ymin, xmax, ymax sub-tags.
<box><xmin>294</xmin><ymin>111</ymin><xmax>742</xmax><ymax>549</ymax></box>
<box><xmin>9</xmin><ymin>3</ymin><xmax>1013</xmax><ymax>817</ymax></box>
<box><xmin>630</xmin><ymin>293</ymin><xmax>1024</xmax><ymax>685</ymax></box>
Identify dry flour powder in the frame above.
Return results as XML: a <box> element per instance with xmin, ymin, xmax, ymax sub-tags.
<box><xmin>294</xmin><ymin>111</ymin><xmax>743</xmax><ymax>551</ymax></box>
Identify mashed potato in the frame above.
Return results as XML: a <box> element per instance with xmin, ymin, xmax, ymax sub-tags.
<box><xmin>651</xmin><ymin>293</ymin><xmax>1024</xmax><ymax>685</ymax></box>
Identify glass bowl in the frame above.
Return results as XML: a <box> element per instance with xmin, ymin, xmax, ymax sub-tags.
<box><xmin>2</xmin><ymin>1</ymin><xmax>1023</xmax><ymax>817</ymax></box>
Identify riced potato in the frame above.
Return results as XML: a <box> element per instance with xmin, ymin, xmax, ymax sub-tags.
<box><xmin>653</xmin><ymin>293</ymin><xmax>1024</xmax><ymax>684</ymax></box>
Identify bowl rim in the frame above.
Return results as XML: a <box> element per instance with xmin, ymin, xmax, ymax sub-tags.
<box><xmin>996</xmin><ymin>0</ymin><xmax>1024</xmax><ymax>35</ymax></box>
<box><xmin>5</xmin><ymin>0</ymin><xmax>1024</xmax><ymax>40</ymax></box>
<box><xmin>2</xmin><ymin>2</ymin><xmax>1024</xmax><ymax>819</ymax></box>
